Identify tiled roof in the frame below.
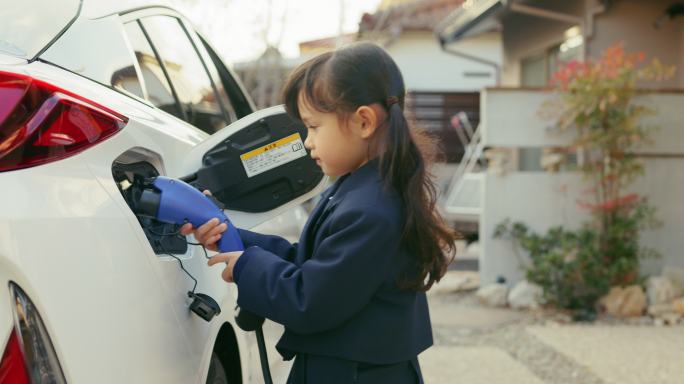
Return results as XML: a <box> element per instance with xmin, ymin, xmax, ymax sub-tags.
<box><xmin>359</xmin><ymin>0</ymin><xmax>465</xmax><ymax>34</ymax></box>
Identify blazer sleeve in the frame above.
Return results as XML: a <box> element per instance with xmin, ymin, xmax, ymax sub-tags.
<box><xmin>234</xmin><ymin>205</ymin><xmax>401</xmax><ymax>334</ymax></box>
<box><xmin>237</xmin><ymin>228</ymin><xmax>298</xmax><ymax>262</ymax></box>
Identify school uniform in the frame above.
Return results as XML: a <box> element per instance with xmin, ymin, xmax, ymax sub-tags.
<box><xmin>233</xmin><ymin>159</ymin><xmax>432</xmax><ymax>383</ymax></box>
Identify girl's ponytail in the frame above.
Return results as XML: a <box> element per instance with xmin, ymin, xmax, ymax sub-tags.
<box><xmin>380</xmin><ymin>96</ymin><xmax>457</xmax><ymax>291</ymax></box>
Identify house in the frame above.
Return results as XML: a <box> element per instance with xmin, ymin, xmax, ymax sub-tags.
<box><xmin>436</xmin><ymin>0</ymin><xmax>684</xmax><ymax>285</ymax></box>
<box><xmin>359</xmin><ymin>0</ymin><xmax>502</xmax><ymax>92</ymax></box>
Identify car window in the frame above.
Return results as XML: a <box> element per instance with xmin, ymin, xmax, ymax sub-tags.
<box><xmin>0</xmin><ymin>0</ymin><xmax>80</xmax><ymax>60</ymax></box>
<box><xmin>139</xmin><ymin>16</ymin><xmax>229</xmax><ymax>134</ymax></box>
<box><xmin>185</xmin><ymin>27</ymin><xmax>238</xmax><ymax>123</ymax></box>
<box><xmin>123</xmin><ymin>20</ymin><xmax>184</xmax><ymax>120</ymax></box>
<box><xmin>41</xmin><ymin>16</ymin><xmax>146</xmax><ymax>101</ymax></box>
<box><xmin>198</xmin><ymin>35</ymin><xmax>254</xmax><ymax>119</ymax></box>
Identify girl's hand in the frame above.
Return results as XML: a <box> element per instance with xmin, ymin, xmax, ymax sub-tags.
<box><xmin>179</xmin><ymin>190</ymin><xmax>227</xmax><ymax>251</ymax></box>
<box><xmin>207</xmin><ymin>251</ymin><xmax>243</xmax><ymax>283</ymax></box>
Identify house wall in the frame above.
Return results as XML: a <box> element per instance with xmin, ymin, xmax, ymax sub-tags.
<box><xmin>498</xmin><ymin>0</ymin><xmax>683</xmax><ymax>88</ymax></box>
<box><xmin>589</xmin><ymin>0</ymin><xmax>684</xmax><ymax>89</ymax></box>
<box><xmin>500</xmin><ymin>0</ymin><xmax>586</xmax><ymax>86</ymax></box>
<box><xmin>479</xmin><ymin>89</ymin><xmax>684</xmax><ymax>285</ymax></box>
<box><xmin>384</xmin><ymin>31</ymin><xmax>502</xmax><ymax>91</ymax></box>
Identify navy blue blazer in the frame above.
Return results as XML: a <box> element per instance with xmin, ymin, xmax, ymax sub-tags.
<box><xmin>234</xmin><ymin>159</ymin><xmax>433</xmax><ymax>365</ymax></box>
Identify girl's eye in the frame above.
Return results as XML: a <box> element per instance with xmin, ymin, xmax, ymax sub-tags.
<box><xmin>307</xmin><ymin>125</ymin><xmax>318</xmax><ymax>131</ymax></box>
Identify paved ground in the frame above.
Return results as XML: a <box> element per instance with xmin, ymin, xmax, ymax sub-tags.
<box><xmin>419</xmin><ymin>271</ymin><xmax>684</xmax><ymax>384</ymax></box>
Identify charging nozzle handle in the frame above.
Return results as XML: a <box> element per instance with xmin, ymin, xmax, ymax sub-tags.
<box><xmin>151</xmin><ymin>176</ymin><xmax>245</xmax><ymax>252</ymax></box>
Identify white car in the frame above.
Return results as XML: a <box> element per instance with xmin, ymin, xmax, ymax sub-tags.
<box><xmin>0</xmin><ymin>1</ymin><xmax>325</xmax><ymax>383</ymax></box>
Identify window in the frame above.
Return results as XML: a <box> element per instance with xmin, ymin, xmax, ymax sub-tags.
<box><xmin>139</xmin><ymin>16</ymin><xmax>230</xmax><ymax>134</ymax></box>
<box><xmin>190</xmin><ymin>35</ymin><xmax>238</xmax><ymax>123</ymax></box>
<box><xmin>124</xmin><ymin>21</ymin><xmax>184</xmax><ymax>120</ymax></box>
<box><xmin>199</xmin><ymin>36</ymin><xmax>254</xmax><ymax>118</ymax></box>
<box><xmin>41</xmin><ymin>17</ymin><xmax>144</xmax><ymax>100</ymax></box>
<box><xmin>521</xmin><ymin>28</ymin><xmax>584</xmax><ymax>87</ymax></box>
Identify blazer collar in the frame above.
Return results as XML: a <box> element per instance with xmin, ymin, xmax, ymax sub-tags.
<box><xmin>331</xmin><ymin>157</ymin><xmax>382</xmax><ymax>200</ymax></box>
<box><xmin>300</xmin><ymin>158</ymin><xmax>382</xmax><ymax>247</ymax></box>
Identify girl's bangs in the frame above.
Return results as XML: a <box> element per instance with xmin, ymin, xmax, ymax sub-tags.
<box><xmin>283</xmin><ymin>52</ymin><xmax>336</xmax><ymax>121</ymax></box>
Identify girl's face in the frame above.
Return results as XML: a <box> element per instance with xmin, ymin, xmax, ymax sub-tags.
<box><xmin>298</xmin><ymin>92</ymin><xmax>374</xmax><ymax>177</ymax></box>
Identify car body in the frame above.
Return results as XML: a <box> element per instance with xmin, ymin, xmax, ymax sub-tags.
<box><xmin>0</xmin><ymin>1</ymin><xmax>325</xmax><ymax>383</ymax></box>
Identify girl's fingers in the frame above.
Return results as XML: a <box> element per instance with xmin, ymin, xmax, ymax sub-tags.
<box><xmin>195</xmin><ymin>218</ymin><xmax>220</xmax><ymax>240</ymax></box>
<box><xmin>179</xmin><ymin>223</ymin><xmax>193</xmax><ymax>236</ymax></box>
<box><xmin>206</xmin><ymin>223</ymin><xmax>228</xmax><ymax>239</ymax></box>
<box><xmin>221</xmin><ymin>266</ymin><xmax>234</xmax><ymax>283</ymax></box>
<box><xmin>207</xmin><ymin>253</ymin><xmax>231</xmax><ymax>266</ymax></box>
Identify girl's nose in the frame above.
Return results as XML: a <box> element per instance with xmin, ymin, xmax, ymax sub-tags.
<box><xmin>304</xmin><ymin>134</ymin><xmax>313</xmax><ymax>150</ymax></box>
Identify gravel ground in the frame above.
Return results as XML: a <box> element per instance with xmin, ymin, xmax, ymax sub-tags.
<box><xmin>427</xmin><ymin>292</ymin><xmax>605</xmax><ymax>384</ymax></box>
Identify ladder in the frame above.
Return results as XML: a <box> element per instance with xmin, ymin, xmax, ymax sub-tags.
<box><xmin>443</xmin><ymin>112</ymin><xmax>484</xmax><ymax>221</ymax></box>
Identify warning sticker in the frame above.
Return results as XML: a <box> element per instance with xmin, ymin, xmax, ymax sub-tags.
<box><xmin>240</xmin><ymin>133</ymin><xmax>307</xmax><ymax>178</ymax></box>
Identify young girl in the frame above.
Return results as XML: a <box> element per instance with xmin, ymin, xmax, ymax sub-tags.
<box><xmin>182</xmin><ymin>42</ymin><xmax>458</xmax><ymax>383</ymax></box>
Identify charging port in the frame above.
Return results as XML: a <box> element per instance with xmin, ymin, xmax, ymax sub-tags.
<box><xmin>112</xmin><ymin>161</ymin><xmax>188</xmax><ymax>255</ymax></box>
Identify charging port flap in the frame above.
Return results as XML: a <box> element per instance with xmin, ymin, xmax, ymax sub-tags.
<box><xmin>180</xmin><ymin>105</ymin><xmax>327</xmax><ymax>215</ymax></box>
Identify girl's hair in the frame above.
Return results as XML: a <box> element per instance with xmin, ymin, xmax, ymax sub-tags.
<box><xmin>282</xmin><ymin>42</ymin><xmax>458</xmax><ymax>291</ymax></box>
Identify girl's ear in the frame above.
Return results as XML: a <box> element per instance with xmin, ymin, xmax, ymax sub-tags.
<box><xmin>353</xmin><ymin>104</ymin><xmax>385</xmax><ymax>139</ymax></box>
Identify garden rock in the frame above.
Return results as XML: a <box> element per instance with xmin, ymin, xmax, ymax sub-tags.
<box><xmin>661</xmin><ymin>312</ymin><xmax>681</xmax><ymax>325</ymax></box>
<box><xmin>647</xmin><ymin>303</ymin><xmax>675</xmax><ymax>317</ymax></box>
<box><xmin>646</xmin><ymin>276</ymin><xmax>676</xmax><ymax>305</ymax></box>
<box><xmin>672</xmin><ymin>297</ymin><xmax>684</xmax><ymax>316</ymax></box>
<box><xmin>476</xmin><ymin>284</ymin><xmax>508</xmax><ymax>307</ymax></box>
<box><xmin>663</xmin><ymin>266</ymin><xmax>684</xmax><ymax>296</ymax></box>
<box><xmin>429</xmin><ymin>271</ymin><xmax>480</xmax><ymax>295</ymax></box>
<box><xmin>508</xmin><ymin>280</ymin><xmax>543</xmax><ymax>310</ymax></box>
<box><xmin>599</xmin><ymin>285</ymin><xmax>647</xmax><ymax>317</ymax></box>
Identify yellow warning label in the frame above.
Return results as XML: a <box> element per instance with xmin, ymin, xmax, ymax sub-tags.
<box><xmin>240</xmin><ymin>133</ymin><xmax>307</xmax><ymax>178</ymax></box>
<box><xmin>240</xmin><ymin>133</ymin><xmax>301</xmax><ymax>161</ymax></box>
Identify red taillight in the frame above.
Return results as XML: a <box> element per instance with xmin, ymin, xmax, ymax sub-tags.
<box><xmin>0</xmin><ymin>330</ymin><xmax>30</xmax><ymax>384</ymax></box>
<box><xmin>0</xmin><ymin>71</ymin><xmax>128</xmax><ymax>172</ymax></box>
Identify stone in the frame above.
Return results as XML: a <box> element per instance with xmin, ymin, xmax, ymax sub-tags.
<box><xmin>429</xmin><ymin>271</ymin><xmax>480</xmax><ymax>295</ymax></box>
<box><xmin>646</xmin><ymin>276</ymin><xmax>676</xmax><ymax>305</ymax></box>
<box><xmin>662</xmin><ymin>312</ymin><xmax>681</xmax><ymax>326</ymax></box>
<box><xmin>507</xmin><ymin>280</ymin><xmax>544</xmax><ymax>310</ymax></box>
<box><xmin>476</xmin><ymin>284</ymin><xmax>508</xmax><ymax>307</ymax></box>
<box><xmin>599</xmin><ymin>285</ymin><xmax>647</xmax><ymax>318</ymax></box>
<box><xmin>647</xmin><ymin>303</ymin><xmax>676</xmax><ymax>317</ymax></box>
<box><xmin>663</xmin><ymin>266</ymin><xmax>684</xmax><ymax>297</ymax></box>
<box><xmin>672</xmin><ymin>297</ymin><xmax>684</xmax><ymax>315</ymax></box>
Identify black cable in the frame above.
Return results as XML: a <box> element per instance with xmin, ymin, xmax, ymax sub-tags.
<box><xmin>152</xmin><ymin>226</ymin><xmax>201</xmax><ymax>294</ymax></box>
<box><xmin>143</xmin><ymin>221</ymin><xmax>217</xmax><ymax>293</ymax></box>
<box><xmin>146</xmin><ymin>225</ymin><xmax>182</xmax><ymax>237</ymax></box>
<box><xmin>159</xmin><ymin>242</ymin><xmax>198</xmax><ymax>294</ymax></box>
<box><xmin>187</xmin><ymin>242</ymin><xmax>211</xmax><ymax>259</ymax></box>
<box><xmin>255</xmin><ymin>328</ymin><xmax>273</xmax><ymax>384</ymax></box>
